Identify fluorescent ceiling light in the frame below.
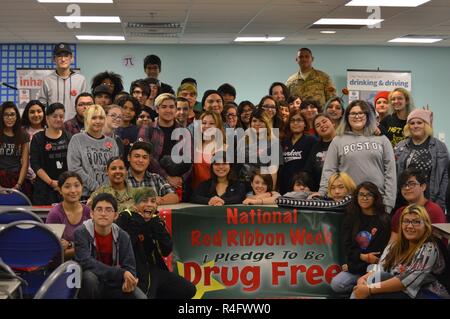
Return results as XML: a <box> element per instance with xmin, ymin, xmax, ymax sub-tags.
<box><xmin>346</xmin><ymin>0</ymin><xmax>429</xmax><ymax>7</ymax></box>
<box><xmin>234</xmin><ymin>37</ymin><xmax>285</xmax><ymax>42</ymax></box>
<box><xmin>76</xmin><ymin>35</ymin><xmax>125</xmax><ymax>41</ymax></box>
<box><xmin>55</xmin><ymin>16</ymin><xmax>120</xmax><ymax>23</ymax></box>
<box><xmin>38</xmin><ymin>0</ymin><xmax>113</xmax><ymax>3</ymax></box>
<box><xmin>314</xmin><ymin>18</ymin><xmax>383</xmax><ymax>26</ymax></box>
<box><xmin>320</xmin><ymin>31</ymin><xmax>337</xmax><ymax>34</ymax></box>
<box><xmin>389</xmin><ymin>37</ymin><xmax>442</xmax><ymax>43</ymax></box>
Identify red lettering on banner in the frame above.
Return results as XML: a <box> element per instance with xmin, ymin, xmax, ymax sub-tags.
<box><xmin>306</xmin><ymin>265</ymin><xmax>324</xmax><ymax>285</ymax></box>
<box><xmin>191</xmin><ymin>230</ymin><xmax>223</xmax><ymax>247</ymax></box>
<box><xmin>325</xmin><ymin>264</ymin><xmax>341</xmax><ymax>284</ymax></box>
<box><xmin>227</xmin><ymin>229</ymin><xmax>285</xmax><ymax>246</ymax></box>
<box><xmin>184</xmin><ymin>262</ymin><xmax>202</xmax><ymax>285</ymax></box>
<box><xmin>270</xmin><ymin>262</ymin><xmax>340</xmax><ymax>286</ymax></box>
<box><xmin>289</xmin><ymin>227</ymin><xmax>333</xmax><ymax>245</ymax></box>
<box><xmin>226</xmin><ymin>208</ymin><xmax>298</xmax><ymax>225</ymax></box>
<box><xmin>19</xmin><ymin>76</ymin><xmax>43</xmax><ymax>87</ymax></box>
<box><xmin>241</xmin><ymin>266</ymin><xmax>260</xmax><ymax>292</ymax></box>
<box><xmin>183</xmin><ymin>262</ymin><xmax>261</xmax><ymax>291</ymax></box>
<box><xmin>272</xmin><ymin>262</ymin><xmax>288</xmax><ymax>285</ymax></box>
<box><xmin>290</xmin><ymin>264</ymin><xmax>307</xmax><ymax>284</ymax></box>
<box><xmin>182</xmin><ymin>261</ymin><xmax>340</xmax><ymax>292</ymax></box>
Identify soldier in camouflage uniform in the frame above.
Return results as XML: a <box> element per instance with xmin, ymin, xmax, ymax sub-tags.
<box><xmin>286</xmin><ymin>48</ymin><xmax>336</xmax><ymax>108</ymax></box>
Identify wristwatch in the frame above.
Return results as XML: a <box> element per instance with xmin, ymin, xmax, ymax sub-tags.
<box><xmin>67</xmin><ymin>242</ymin><xmax>73</xmax><ymax>249</ymax></box>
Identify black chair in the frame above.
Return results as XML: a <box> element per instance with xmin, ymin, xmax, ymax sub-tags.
<box><xmin>0</xmin><ymin>208</ymin><xmax>43</xmax><ymax>224</ymax></box>
<box><xmin>0</xmin><ymin>188</ymin><xmax>32</xmax><ymax>206</ymax></box>
<box><xmin>34</xmin><ymin>261</ymin><xmax>81</xmax><ymax>299</ymax></box>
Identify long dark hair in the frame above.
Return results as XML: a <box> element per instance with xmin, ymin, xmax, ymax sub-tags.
<box><xmin>0</xmin><ymin>101</ymin><xmax>26</xmax><ymax>144</ymax></box>
<box><xmin>21</xmin><ymin>100</ymin><xmax>46</xmax><ymax>128</ymax></box>
<box><xmin>269</xmin><ymin>82</ymin><xmax>290</xmax><ymax>101</ymax></box>
<box><xmin>116</xmin><ymin>95</ymin><xmax>141</xmax><ymax>125</ymax></box>
<box><xmin>346</xmin><ymin>182</ymin><xmax>390</xmax><ymax>239</ymax></box>
<box><xmin>285</xmin><ymin>109</ymin><xmax>305</xmax><ymax>141</ymax></box>
<box><xmin>237</xmin><ymin>100</ymin><xmax>255</xmax><ymax>129</ymax></box>
<box><xmin>209</xmin><ymin>151</ymin><xmax>237</xmax><ymax>192</ymax></box>
<box><xmin>250</xmin><ymin>169</ymin><xmax>273</xmax><ymax>193</ymax></box>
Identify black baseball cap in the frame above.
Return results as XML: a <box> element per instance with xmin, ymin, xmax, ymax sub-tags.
<box><xmin>93</xmin><ymin>84</ymin><xmax>112</xmax><ymax>97</ymax></box>
<box><xmin>53</xmin><ymin>43</ymin><xmax>72</xmax><ymax>56</ymax></box>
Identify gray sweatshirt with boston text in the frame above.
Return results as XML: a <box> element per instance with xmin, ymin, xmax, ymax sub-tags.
<box><xmin>38</xmin><ymin>70</ymin><xmax>87</xmax><ymax>121</ymax></box>
<box><xmin>67</xmin><ymin>132</ymin><xmax>119</xmax><ymax>197</ymax></box>
<box><xmin>319</xmin><ymin>132</ymin><xmax>397</xmax><ymax>211</ymax></box>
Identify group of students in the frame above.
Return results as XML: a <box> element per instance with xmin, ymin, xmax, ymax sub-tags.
<box><xmin>47</xmin><ymin>171</ymin><xmax>196</xmax><ymax>299</ymax></box>
<box><xmin>0</xmin><ymin>43</ymin><xmax>449</xmax><ymax>298</ymax></box>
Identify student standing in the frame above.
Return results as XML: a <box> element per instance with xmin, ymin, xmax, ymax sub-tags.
<box><xmin>38</xmin><ymin>43</ymin><xmax>87</xmax><ymax>121</ymax></box>
<box><xmin>30</xmin><ymin>103</ymin><xmax>71</xmax><ymax>204</ymax></box>
<box><xmin>67</xmin><ymin>104</ymin><xmax>119</xmax><ymax>199</ymax></box>
<box><xmin>0</xmin><ymin>102</ymin><xmax>31</xmax><ymax>197</ymax></box>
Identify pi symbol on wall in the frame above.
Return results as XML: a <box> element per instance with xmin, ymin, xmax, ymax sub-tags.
<box><xmin>122</xmin><ymin>55</ymin><xmax>136</xmax><ymax>68</ymax></box>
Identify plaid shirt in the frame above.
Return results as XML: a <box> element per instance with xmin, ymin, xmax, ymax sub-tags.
<box><xmin>137</xmin><ymin>120</ymin><xmax>191</xmax><ymax>180</ymax></box>
<box><xmin>127</xmin><ymin>168</ymin><xmax>175</xmax><ymax>196</ymax></box>
<box><xmin>64</xmin><ymin>116</ymin><xmax>84</xmax><ymax>136</ymax></box>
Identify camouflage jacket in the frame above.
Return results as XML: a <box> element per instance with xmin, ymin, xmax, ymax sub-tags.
<box><xmin>285</xmin><ymin>68</ymin><xmax>336</xmax><ymax>107</ymax></box>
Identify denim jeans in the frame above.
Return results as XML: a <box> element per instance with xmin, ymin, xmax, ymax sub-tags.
<box><xmin>330</xmin><ymin>271</ymin><xmax>360</xmax><ymax>294</ymax></box>
<box><xmin>79</xmin><ymin>270</ymin><xmax>147</xmax><ymax>299</ymax></box>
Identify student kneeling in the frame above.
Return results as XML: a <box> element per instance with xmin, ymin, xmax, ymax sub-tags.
<box><xmin>74</xmin><ymin>193</ymin><xmax>147</xmax><ymax>299</ymax></box>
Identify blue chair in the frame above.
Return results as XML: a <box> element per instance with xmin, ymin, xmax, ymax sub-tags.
<box><xmin>0</xmin><ymin>208</ymin><xmax>43</xmax><ymax>224</ymax></box>
<box><xmin>0</xmin><ymin>188</ymin><xmax>32</xmax><ymax>206</ymax></box>
<box><xmin>34</xmin><ymin>261</ymin><xmax>81</xmax><ymax>299</ymax></box>
<box><xmin>0</xmin><ymin>221</ymin><xmax>63</xmax><ymax>297</ymax></box>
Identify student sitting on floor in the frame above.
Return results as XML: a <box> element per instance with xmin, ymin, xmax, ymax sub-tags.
<box><xmin>74</xmin><ymin>193</ymin><xmax>147</xmax><ymax>299</ymax></box>
<box><xmin>116</xmin><ymin>187</ymin><xmax>196</xmax><ymax>299</ymax></box>
<box><xmin>242</xmin><ymin>170</ymin><xmax>280</xmax><ymax>205</ymax></box>
<box><xmin>309</xmin><ymin>172</ymin><xmax>356</xmax><ymax>201</ymax></box>
<box><xmin>46</xmin><ymin>171</ymin><xmax>90</xmax><ymax>260</ymax></box>
<box><xmin>277</xmin><ymin>172</ymin><xmax>355</xmax><ymax>211</ymax></box>
<box><xmin>283</xmin><ymin>172</ymin><xmax>311</xmax><ymax>199</ymax></box>
<box><xmin>190</xmin><ymin>151</ymin><xmax>246</xmax><ymax>206</ymax></box>
<box><xmin>352</xmin><ymin>204</ymin><xmax>450</xmax><ymax>299</ymax></box>
<box><xmin>330</xmin><ymin>182</ymin><xmax>391</xmax><ymax>295</ymax></box>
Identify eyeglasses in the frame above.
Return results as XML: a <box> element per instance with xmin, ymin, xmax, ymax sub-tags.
<box><xmin>349</xmin><ymin>112</ymin><xmax>366</xmax><ymax>118</ymax></box>
<box><xmin>401</xmin><ymin>181</ymin><xmax>420</xmax><ymax>189</ymax></box>
<box><xmin>290</xmin><ymin>118</ymin><xmax>304</xmax><ymax>123</ymax></box>
<box><xmin>102</xmin><ymin>82</ymin><xmax>114</xmax><ymax>87</ymax></box>
<box><xmin>77</xmin><ymin>102</ymin><xmax>93</xmax><ymax>107</ymax></box>
<box><xmin>227</xmin><ymin>113</ymin><xmax>237</xmax><ymax>118</ymax></box>
<box><xmin>357</xmin><ymin>192</ymin><xmax>374</xmax><ymax>199</ymax></box>
<box><xmin>3</xmin><ymin>112</ymin><xmax>16</xmax><ymax>118</ymax></box>
<box><xmin>402</xmin><ymin>219</ymin><xmax>423</xmax><ymax>227</ymax></box>
<box><xmin>108</xmin><ymin>114</ymin><xmax>122</xmax><ymax>121</ymax></box>
<box><xmin>94</xmin><ymin>207</ymin><xmax>115</xmax><ymax>214</ymax></box>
